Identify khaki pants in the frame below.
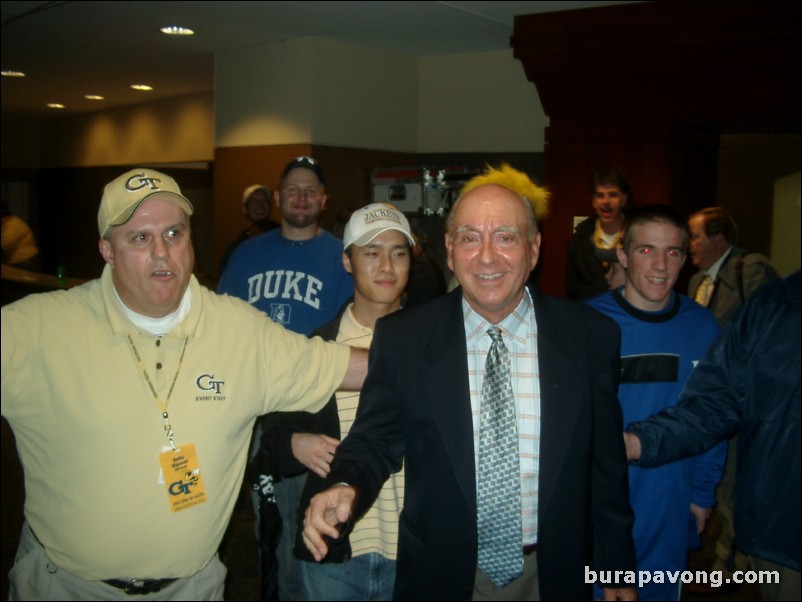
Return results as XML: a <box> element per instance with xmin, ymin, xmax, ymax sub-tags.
<box><xmin>473</xmin><ymin>550</ymin><xmax>540</xmax><ymax>601</ymax></box>
<box><xmin>8</xmin><ymin>522</ymin><xmax>227</xmax><ymax>601</ymax></box>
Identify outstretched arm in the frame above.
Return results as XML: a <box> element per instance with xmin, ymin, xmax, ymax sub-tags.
<box><xmin>340</xmin><ymin>346</ymin><xmax>368</xmax><ymax>391</ymax></box>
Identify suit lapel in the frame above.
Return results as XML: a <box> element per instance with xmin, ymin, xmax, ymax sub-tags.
<box><xmin>421</xmin><ymin>291</ymin><xmax>477</xmax><ymax>517</ymax></box>
<box><xmin>419</xmin><ymin>289</ymin><xmax>590</xmax><ymax>523</ymax></box>
<box><xmin>532</xmin><ymin>291</ymin><xmax>585</xmax><ymax>521</ymax></box>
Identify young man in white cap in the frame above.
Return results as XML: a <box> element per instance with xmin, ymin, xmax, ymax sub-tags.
<box><xmin>0</xmin><ymin>168</ymin><xmax>366</xmax><ymax>601</ymax></box>
<box><xmin>265</xmin><ymin>202</ymin><xmax>414</xmax><ymax>600</ymax></box>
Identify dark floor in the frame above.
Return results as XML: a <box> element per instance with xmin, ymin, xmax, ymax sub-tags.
<box><xmin>2</xmin><ymin>417</ymin><xmax>761</xmax><ymax>601</ymax></box>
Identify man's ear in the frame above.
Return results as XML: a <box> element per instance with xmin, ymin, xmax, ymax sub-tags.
<box><xmin>617</xmin><ymin>246</ymin><xmax>628</xmax><ymax>269</ymax></box>
<box><xmin>711</xmin><ymin>233</ymin><xmax>728</xmax><ymax>252</ymax></box>
<box><xmin>98</xmin><ymin>238</ymin><xmax>114</xmax><ymax>268</ymax></box>
<box><xmin>342</xmin><ymin>251</ymin><xmax>353</xmax><ymax>275</ymax></box>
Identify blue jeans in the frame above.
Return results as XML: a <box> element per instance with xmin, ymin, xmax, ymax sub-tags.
<box><xmin>299</xmin><ymin>553</ymin><xmax>396</xmax><ymax>601</ymax></box>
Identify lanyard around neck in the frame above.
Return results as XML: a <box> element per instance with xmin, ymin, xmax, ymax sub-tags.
<box><xmin>126</xmin><ymin>334</ymin><xmax>189</xmax><ymax>450</ymax></box>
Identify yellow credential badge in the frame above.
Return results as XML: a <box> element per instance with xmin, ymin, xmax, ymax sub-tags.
<box><xmin>159</xmin><ymin>443</ymin><xmax>208</xmax><ymax>513</ymax></box>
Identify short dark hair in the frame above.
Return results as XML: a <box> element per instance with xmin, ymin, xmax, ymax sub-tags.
<box><xmin>690</xmin><ymin>207</ymin><xmax>738</xmax><ymax>243</ymax></box>
<box><xmin>591</xmin><ymin>168</ymin><xmax>631</xmax><ymax>199</ymax></box>
<box><xmin>622</xmin><ymin>204</ymin><xmax>689</xmax><ymax>252</ymax></box>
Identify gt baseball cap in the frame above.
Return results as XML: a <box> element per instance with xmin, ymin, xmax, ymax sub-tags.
<box><xmin>98</xmin><ymin>168</ymin><xmax>194</xmax><ymax>236</ymax></box>
<box><xmin>343</xmin><ymin>203</ymin><xmax>416</xmax><ymax>250</ymax></box>
<box><xmin>242</xmin><ymin>184</ymin><xmax>273</xmax><ymax>206</ymax></box>
<box><xmin>280</xmin><ymin>156</ymin><xmax>327</xmax><ymax>186</ymax></box>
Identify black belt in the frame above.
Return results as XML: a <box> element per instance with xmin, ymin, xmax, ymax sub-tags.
<box><xmin>523</xmin><ymin>543</ymin><xmax>538</xmax><ymax>556</ymax></box>
<box><xmin>103</xmin><ymin>578</ymin><xmax>177</xmax><ymax>595</ymax></box>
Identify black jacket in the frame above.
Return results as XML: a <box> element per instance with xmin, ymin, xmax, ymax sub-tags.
<box><xmin>262</xmin><ymin>301</ymin><xmax>354</xmax><ymax>562</ymax></box>
<box><xmin>565</xmin><ymin>216</ymin><xmax>611</xmax><ymax>300</ymax></box>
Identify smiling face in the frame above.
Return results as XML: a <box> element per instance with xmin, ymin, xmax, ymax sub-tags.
<box><xmin>344</xmin><ymin>230</ymin><xmax>410</xmax><ymax>312</ymax></box>
<box><xmin>244</xmin><ymin>189</ymin><xmax>271</xmax><ymax>223</ymax></box>
<box><xmin>618</xmin><ymin>220</ymin><xmax>686</xmax><ymax>312</ymax></box>
<box><xmin>276</xmin><ymin>167</ymin><xmax>327</xmax><ymax>234</ymax></box>
<box><xmin>592</xmin><ymin>184</ymin><xmax>627</xmax><ymax>233</ymax></box>
<box><xmin>98</xmin><ymin>196</ymin><xmax>194</xmax><ymax>318</ymax></box>
<box><xmin>446</xmin><ymin>184</ymin><xmax>540</xmax><ymax>324</ymax></box>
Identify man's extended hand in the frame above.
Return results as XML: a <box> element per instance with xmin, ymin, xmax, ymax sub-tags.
<box><xmin>623</xmin><ymin>432</ymin><xmax>642</xmax><ymax>462</ymax></box>
<box><xmin>690</xmin><ymin>503</ymin><xmax>712</xmax><ymax>534</ymax></box>
<box><xmin>302</xmin><ymin>484</ymin><xmax>356</xmax><ymax>561</ymax></box>
<box><xmin>291</xmin><ymin>433</ymin><xmax>340</xmax><ymax>478</ymax></box>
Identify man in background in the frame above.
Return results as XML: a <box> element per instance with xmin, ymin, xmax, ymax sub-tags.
<box><xmin>218</xmin><ymin>156</ymin><xmax>353</xmax><ymax>600</ymax></box>
<box><xmin>268</xmin><ymin>203</ymin><xmax>414</xmax><ymax>599</ymax></box>
<box><xmin>219</xmin><ymin>184</ymin><xmax>279</xmax><ymax>274</ymax></box>
<box><xmin>687</xmin><ymin>205</ymin><xmax>780</xmax><ymax>584</ymax></box>
<box><xmin>688</xmin><ymin>206</ymin><xmax>778</xmax><ymax>326</ymax></box>
<box><xmin>1</xmin><ymin>201</ymin><xmax>40</xmax><ymax>272</ymax></box>
<box><xmin>586</xmin><ymin>204</ymin><xmax>725</xmax><ymax>600</ymax></box>
<box><xmin>566</xmin><ymin>168</ymin><xmax>631</xmax><ymax>300</ymax></box>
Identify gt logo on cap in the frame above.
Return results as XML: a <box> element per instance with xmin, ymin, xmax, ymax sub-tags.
<box><xmin>125</xmin><ymin>173</ymin><xmax>162</xmax><ymax>192</ymax></box>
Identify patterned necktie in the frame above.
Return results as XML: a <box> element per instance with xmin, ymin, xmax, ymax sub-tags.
<box><xmin>694</xmin><ymin>275</ymin><xmax>715</xmax><ymax>307</ymax></box>
<box><xmin>477</xmin><ymin>326</ymin><xmax>524</xmax><ymax>588</ymax></box>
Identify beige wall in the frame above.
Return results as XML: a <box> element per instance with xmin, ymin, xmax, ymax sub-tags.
<box><xmin>311</xmin><ymin>39</ymin><xmax>418</xmax><ymax>151</ymax></box>
<box><xmin>215</xmin><ymin>38</ymin><xmax>419</xmax><ymax>151</ymax></box>
<box><xmin>35</xmin><ymin>92</ymin><xmax>214</xmax><ymax>168</ymax></box>
<box><xmin>215</xmin><ymin>39</ymin><xmax>315</xmax><ymax>148</ymax></box>
<box><xmin>771</xmin><ymin>170</ymin><xmax>801</xmax><ymax>276</ymax></box>
<box><xmin>716</xmin><ymin>133</ymin><xmax>801</xmax><ymax>275</ymax></box>
<box><xmin>418</xmin><ymin>50</ymin><xmax>547</xmax><ymax>153</ymax></box>
<box><xmin>4</xmin><ymin>45</ymin><xmax>545</xmax><ymax>169</ymax></box>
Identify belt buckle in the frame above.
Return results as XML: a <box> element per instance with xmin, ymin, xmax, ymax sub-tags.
<box><xmin>124</xmin><ymin>579</ymin><xmax>148</xmax><ymax>595</ymax></box>
<box><xmin>123</xmin><ymin>578</ymin><xmax>174</xmax><ymax>595</ymax></box>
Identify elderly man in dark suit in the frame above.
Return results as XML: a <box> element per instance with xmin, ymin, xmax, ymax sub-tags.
<box><xmin>301</xmin><ymin>165</ymin><xmax>636</xmax><ymax>601</ymax></box>
<box><xmin>686</xmin><ymin>206</ymin><xmax>780</xmax><ymax>587</ymax></box>
<box><xmin>688</xmin><ymin>207</ymin><xmax>779</xmax><ymax>326</ymax></box>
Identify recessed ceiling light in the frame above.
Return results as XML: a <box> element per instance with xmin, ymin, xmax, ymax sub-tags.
<box><xmin>2</xmin><ymin>70</ymin><xmax>26</xmax><ymax>77</ymax></box>
<box><xmin>47</xmin><ymin>103</ymin><xmax>65</xmax><ymax>109</ymax></box>
<box><xmin>130</xmin><ymin>84</ymin><xmax>153</xmax><ymax>91</ymax></box>
<box><xmin>85</xmin><ymin>94</ymin><xmax>105</xmax><ymax>100</ymax></box>
<box><xmin>161</xmin><ymin>25</ymin><xmax>194</xmax><ymax>36</ymax></box>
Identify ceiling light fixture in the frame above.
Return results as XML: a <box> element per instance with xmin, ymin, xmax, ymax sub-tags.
<box><xmin>161</xmin><ymin>25</ymin><xmax>194</xmax><ymax>36</ymax></box>
<box><xmin>130</xmin><ymin>84</ymin><xmax>153</xmax><ymax>91</ymax></box>
<box><xmin>2</xmin><ymin>69</ymin><xmax>26</xmax><ymax>77</ymax></box>
<box><xmin>47</xmin><ymin>103</ymin><xmax>65</xmax><ymax>109</ymax></box>
<box><xmin>85</xmin><ymin>94</ymin><xmax>105</xmax><ymax>100</ymax></box>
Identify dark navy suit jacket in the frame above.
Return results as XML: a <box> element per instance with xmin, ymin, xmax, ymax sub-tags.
<box><xmin>327</xmin><ymin>287</ymin><xmax>636</xmax><ymax>600</ymax></box>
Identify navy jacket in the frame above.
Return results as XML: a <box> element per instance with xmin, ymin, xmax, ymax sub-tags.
<box><xmin>631</xmin><ymin>271</ymin><xmax>801</xmax><ymax>571</ymax></box>
<box><xmin>324</xmin><ymin>287</ymin><xmax>636</xmax><ymax>600</ymax></box>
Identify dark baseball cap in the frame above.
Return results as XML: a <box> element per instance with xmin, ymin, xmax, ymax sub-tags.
<box><xmin>281</xmin><ymin>156</ymin><xmax>327</xmax><ymax>186</ymax></box>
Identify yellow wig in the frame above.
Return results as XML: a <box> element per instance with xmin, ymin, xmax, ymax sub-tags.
<box><xmin>459</xmin><ymin>163</ymin><xmax>549</xmax><ymax>221</ymax></box>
